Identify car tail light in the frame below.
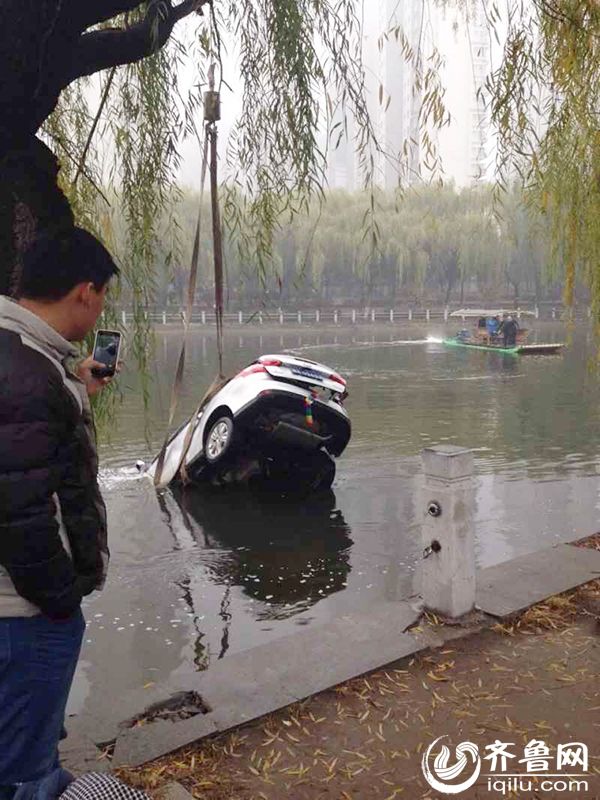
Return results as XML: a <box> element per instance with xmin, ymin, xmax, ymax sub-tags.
<box><xmin>238</xmin><ymin>363</ymin><xmax>267</xmax><ymax>377</ymax></box>
<box><xmin>258</xmin><ymin>357</ymin><xmax>283</xmax><ymax>367</ymax></box>
<box><xmin>329</xmin><ymin>372</ymin><xmax>347</xmax><ymax>386</ymax></box>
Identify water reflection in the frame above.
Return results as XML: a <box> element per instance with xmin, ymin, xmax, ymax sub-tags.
<box><xmin>160</xmin><ymin>486</ymin><xmax>353</xmax><ymax>627</ymax></box>
<box><xmin>488</xmin><ymin>352</ymin><xmax>520</xmax><ymax>375</ymax></box>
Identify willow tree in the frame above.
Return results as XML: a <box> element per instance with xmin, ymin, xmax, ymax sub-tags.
<box><xmin>1</xmin><ymin>0</ymin><xmax>598</xmax><ymax>319</ymax></box>
<box><xmin>489</xmin><ymin>0</ymin><xmax>600</xmax><ymax>316</ymax></box>
<box><xmin>0</xmin><ymin>0</ymin><xmax>377</xmax><ymax>311</ymax></box>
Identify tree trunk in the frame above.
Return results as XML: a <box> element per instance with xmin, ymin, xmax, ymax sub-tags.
<box><xmin>0</xmin><ymin>138</ymin><xmax>74</xmax><ymax>294</ymax></box>
<box><xmin>444</xmin><ymin>278</ymin><xmax>453</xmax><ymax>306</ymax></box>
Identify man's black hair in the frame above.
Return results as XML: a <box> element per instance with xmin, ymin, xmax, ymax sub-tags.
<box><xmin>16</xmin><ymin>227</ymin><xmax>120</xmax><ymax>301</ymax></box>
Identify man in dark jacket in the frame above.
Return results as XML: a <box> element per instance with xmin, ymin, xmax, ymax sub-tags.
<box><xmin>499</xmin><ymin>314</ymin><xmax>519</xmax><ymax>347</ymax></box>
<box><xmin>0</xmin><ymin>228</ymin><xmax>119</xmax><ymax>796</ymax></box>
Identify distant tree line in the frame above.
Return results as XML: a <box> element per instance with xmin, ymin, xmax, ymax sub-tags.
<box><xmin>115</xmin><ymin>183</ymin><xmax>581</xmax><ymax>311</ymax></box>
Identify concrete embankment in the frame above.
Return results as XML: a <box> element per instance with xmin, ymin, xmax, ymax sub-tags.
<box><xmin>62</xmin><ymin>536</ymin><xmax>600</xmax><ymax>800</ymax></box>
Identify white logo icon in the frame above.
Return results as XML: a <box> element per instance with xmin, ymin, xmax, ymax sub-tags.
<box><xmin>422</xmin><ymin>736</ymin><xmax>481</xmax><ymax>795</ymax></box>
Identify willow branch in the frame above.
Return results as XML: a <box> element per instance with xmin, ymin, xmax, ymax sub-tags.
<box><xmin>45</xmin><ymin>131</ymin><xmax>111</xmax><ymax>205</ymax></box>
<box><xmin>73</xmin><ymin>66</ymin><xmax>116</xmax><ymax>186</ymax></box>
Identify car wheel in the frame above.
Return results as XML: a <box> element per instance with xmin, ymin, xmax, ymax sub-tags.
<box><xmin>204</xmin><ymin>416</ymin><xmax>235</xmax><ymax>464</ymax></box>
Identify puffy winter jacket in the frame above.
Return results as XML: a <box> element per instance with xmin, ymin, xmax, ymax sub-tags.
<box><xmin>0</xmin><ymin>297</ymin><xmax>108</xmax><ymax>619</ymax></box>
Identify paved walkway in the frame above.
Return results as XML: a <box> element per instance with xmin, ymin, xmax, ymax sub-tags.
<box><xmin>63</xmin><ymin>541</ymin><xmax>600</xmax><ymax>774</ymax></box>
<box><xmin>119</xmin><ymin>585</ymin><xmax>599</xmax><ymax>799</ymax></box>
<box><xmin>113</xmin><ymin>542</ymin><xmax>600</xmax><ymax>800</ymax></box>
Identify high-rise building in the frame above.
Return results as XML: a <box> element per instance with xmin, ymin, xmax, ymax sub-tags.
<box><xmin>326</xmin><ymin>100</ymin><xmax>358</xmax><ymax>190</ymax></box>
<box><xmin>327</xmin><ymin>0</ymin><xmax>496</xmax><ymax>190</ymax></box>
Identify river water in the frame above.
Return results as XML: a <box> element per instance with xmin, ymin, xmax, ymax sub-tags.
<box><xmin>70</xmin><ymin>321</ymin><xmax>600</xmax><ymax>726</ymax></box>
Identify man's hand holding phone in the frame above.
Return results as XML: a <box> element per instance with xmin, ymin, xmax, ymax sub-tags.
<box><xmin>77</xmin><ymin>355</ymin><xmax>121</xmax><ymax>397</ymax></box>
<box><xmin>78</xmin><ymin>329</ymin><xmax>124</xmax><ymax>397</ymax></box>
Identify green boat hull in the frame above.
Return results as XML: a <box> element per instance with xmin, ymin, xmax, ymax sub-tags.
<box><xmin>443</xmin><ymin>339</ymin><xmax>564</xmax><ymax>355</ymax></box>
<box><xmin>443</xmin><ymin>338</ymin><xmax>519</xmax><ymax>354</ymax></box>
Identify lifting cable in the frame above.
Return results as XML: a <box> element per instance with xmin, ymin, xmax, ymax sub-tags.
<box><xmin>153</xmin><ymin>63</ymin><xmax>226</xmax><ymax>488</ymax></box>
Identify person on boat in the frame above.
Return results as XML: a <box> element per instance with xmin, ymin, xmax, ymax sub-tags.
<box><xmin>499</xmin><ymin>314</ymin><xmax>519</xmax><ymax>347</ymax></box>
<box><xmin>485</xmin><ymin>316</ymin><xmax>500</xmax><ymax>340</ymax></box>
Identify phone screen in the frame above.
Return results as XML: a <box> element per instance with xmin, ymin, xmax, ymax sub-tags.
<box><xmin>93</xmin><ymin>330</ymin><xmax>121</xmax><ymax>377</ymax></box>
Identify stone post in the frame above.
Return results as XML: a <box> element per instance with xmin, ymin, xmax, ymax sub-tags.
<box><xmin>201</xmin><ymin>310</ymin><xmax>206</xmax><ymax>325</ymax></box>
<box><xmin>408</xmin><ymin>309</ymin><xmax>413</xmax><ymax>321</ymax></box>
<box><xmin>421</xmin><ymin>445</ymin><xmax>475</xmax><ymax>618</ymax></box>
<box><xmin>390</xmin><ymin>309</ymin><xmax>394</xmax><ymax>322</ymax></box>
<box><xmin>238</xmin><ymin>310</ymin><xmax>243</xmax><ymax>324</ymax></box>
<box><xmin>162</xmin><ymin>311</ymin><xmax>167</xmax><ymax>325</ymax></box>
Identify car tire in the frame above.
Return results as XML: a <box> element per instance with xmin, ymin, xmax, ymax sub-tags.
<box><xmin>204</xmin><ymin>416</ymin><xmax>235</xmax><ymax>464</ymax></box>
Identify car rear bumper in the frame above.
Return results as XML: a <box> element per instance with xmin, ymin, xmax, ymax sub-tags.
<box><xmin>233</xmin><ymin>388</ymin><xmax>351</xmax><ymax>457</ymax></box>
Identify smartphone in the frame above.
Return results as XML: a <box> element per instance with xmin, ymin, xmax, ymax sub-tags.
<box><xmin>92</xmin><ymin>329</ymin><xmax>122</xmax><ymax>379</ymax></box>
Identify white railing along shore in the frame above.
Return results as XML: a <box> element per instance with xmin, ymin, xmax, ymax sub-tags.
<box><xmin>114</xmin><ymin>305</ymin><xmax>585</xmax><ymax>327</ymax></box>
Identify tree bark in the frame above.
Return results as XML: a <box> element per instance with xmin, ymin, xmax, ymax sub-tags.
<box><xmin>67</xmin><ymin>2</ymin><xmax>206</xmax><ymax>84</ymax></box>
<box><xmin>0</xmin><ymin>139</ymin><xmax>74</xmax><ymax>295</ymax></box>
<box><xmin>76</xmin><ymin>1</ymin><xmax>154</xmax><ymax>30</ymax></box>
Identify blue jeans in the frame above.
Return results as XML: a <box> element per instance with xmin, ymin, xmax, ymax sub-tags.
<box><xmin>0</xmin><ymin>610</ymin><xmax>85</xmax><ymax>787</ymax></box>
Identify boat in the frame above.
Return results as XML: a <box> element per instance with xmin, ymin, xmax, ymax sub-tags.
<box><xmin>443</xmin><ymin>309</ymin><xmax>565</xmax><ymax>355</ymax></box>
<box><xmin>443</xmin><ymin>338</ymin><xmax>564</xmax><ymax>355</ymax></box>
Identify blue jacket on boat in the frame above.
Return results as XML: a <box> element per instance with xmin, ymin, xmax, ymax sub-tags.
<box><xmin>486</xmin><ymin>317</ymin><xmax>500</xmax><ymax>335</ymax></box>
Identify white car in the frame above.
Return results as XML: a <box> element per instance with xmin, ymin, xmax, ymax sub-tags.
<box><xmin>144</xmin><ymin>354</ymin><xmax>351</xmax><ymax>493</ymax></box>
